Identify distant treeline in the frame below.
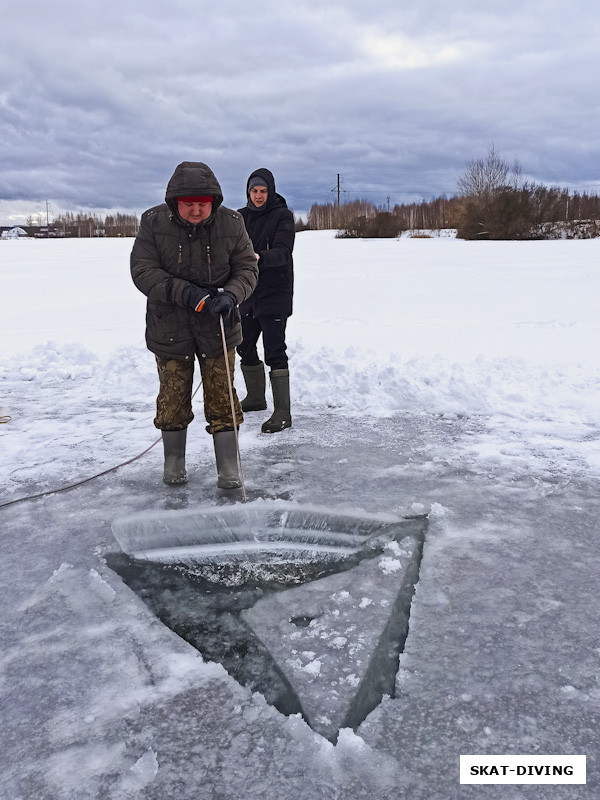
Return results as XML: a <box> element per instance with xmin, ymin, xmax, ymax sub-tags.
<box><xmin>302</xmin><ymin>189</ymin><xmax>600</xmax><ymax>240</ymax></box>
<box><xmin>301</xmin><ymin>148</ymin><xmax>600</xmax><ymax>239</ymax></box>
<box><xmin>26</xmin><ymin>187</ymin><xmax>600</xmax><ymax>241</ymax></box>
<box><xmin>26</xmin><ymin>212</ymin><xmax>140</xmax><ymax>238</ymax></box>
<box><xmin>22</xmin><ymin>148</ymin><xmax>600</xmax><ymax>241</ymax></box>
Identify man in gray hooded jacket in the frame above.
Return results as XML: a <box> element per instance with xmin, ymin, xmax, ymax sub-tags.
<box><xmin>131</xmin><ymin>161</ymin><xmax>258</xmax><ymax>489</ymax></box>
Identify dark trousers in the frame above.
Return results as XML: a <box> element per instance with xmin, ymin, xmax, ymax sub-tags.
<box><xmin>237</xmin><ymin>313</ymin><xmax>289</xmax><ymax>370</ymax></box>
<box><xmin>154</xmin><ymin>350</ymin><xmax>243</xmax><ymax>434</ymax></box>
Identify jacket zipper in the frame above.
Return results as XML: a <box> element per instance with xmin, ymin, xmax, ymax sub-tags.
<box><xmin>179</xmin><ymin>229</ymin><xmax>211</xmax><ymax>281</ymax></box>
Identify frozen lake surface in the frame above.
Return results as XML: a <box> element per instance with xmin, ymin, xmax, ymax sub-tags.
<box><xmin>1</xmin><ymin>234</ymin><xmax>599</xmax><ymax>798</ymax></box>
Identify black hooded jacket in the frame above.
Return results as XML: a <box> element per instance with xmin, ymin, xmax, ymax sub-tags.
<box><xmin>130</xmin><ymin>162</ymin><xmax>258</xmax><ymax>359</ymax></box>
<box><xmin>238</xmin><ymin>168</ymin><xmax>294</xmax><ymax>318</ymax></box>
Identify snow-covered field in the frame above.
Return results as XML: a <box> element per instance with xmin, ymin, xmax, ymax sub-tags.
<box><xmin>1</xmin><ymin>232</ymin><xmax>599</xmax><ymax>798</ymax></box>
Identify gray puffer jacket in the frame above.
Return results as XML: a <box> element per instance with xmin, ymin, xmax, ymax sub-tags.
<box><xmin>131</xmin><ymin>162</ymin><xmax>258</xmax><ymax>360</ymax></box>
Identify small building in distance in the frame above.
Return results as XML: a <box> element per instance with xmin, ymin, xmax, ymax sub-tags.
<box><xmin>0</xmin><ymin>226</ymin><xmax>29</xmax><ymax>240</ymax></box>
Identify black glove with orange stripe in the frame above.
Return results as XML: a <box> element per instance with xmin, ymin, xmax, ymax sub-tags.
<box><xmin>182</xmin><ymin>284</ymin><xmax>214</xmax><ymax>312</ymax></box>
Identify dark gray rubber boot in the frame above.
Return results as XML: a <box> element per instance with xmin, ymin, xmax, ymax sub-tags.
<box><xmin>162</xmin><ymin>429</ymin><xmax>187</xmax><ymax>485</ymax></box>
<box><xmin>261</xmin><ymin>369</ymin><xmax>292</xmax><ymax>434</ymax></box>
<box><xmin>240</xmin><ymin>362</ymin><xmax>267</xmax><ymax>411</ymax></box>
<box><xmin>213</xmin><ymin>430</ymin><xmax>242</xmax><ymax>489</ymax></box>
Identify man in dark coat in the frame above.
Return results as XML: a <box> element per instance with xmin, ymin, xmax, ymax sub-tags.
<box><xmin>131</xmin><ymin>161</ymin><xmax>258</xmax><ymax>488</ymax></box>
<box><xmin>237</xmin><ymin>168</ymin><xmax>295</xmax><ymax>433</ymax></box>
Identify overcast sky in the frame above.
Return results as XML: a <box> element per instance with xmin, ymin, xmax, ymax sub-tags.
<box><xmin>1</xmin><ymin>0</ymin><xmax>599</xmax><ymax>224</ymax></box>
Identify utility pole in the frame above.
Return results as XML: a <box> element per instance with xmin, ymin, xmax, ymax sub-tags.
<box><xmin>331</xmin><ymin>174</ymin><xmax>345</xmax><ymax>207</ymax></box>
<box><xmin>45</xmin><ymin>200</ymin><xmax>51</xmax><ymax>227</ymax></box>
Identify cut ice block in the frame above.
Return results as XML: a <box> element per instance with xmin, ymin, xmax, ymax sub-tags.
<box><xmin>242</xmin><ymin>534</ymin><xmax>422</xmax><ymax>741</ymax></box>
<box><xmin>111</xmin><ymin>500</ymin><xmax>408</xmax><ymax>568</ymax></box>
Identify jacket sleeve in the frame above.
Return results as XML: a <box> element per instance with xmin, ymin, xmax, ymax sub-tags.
<box><xmin>256</xmin><ymin>209</ymin><xmax>295</xmax><ymax>269</ymax></box>
<box><xmin>222</xmin><ymin>215</ymin><xmax>260</xmax><ymax>304</ymax></box>
<box><xmin>130</xmin><ymin>212</ymin><xmax>191</xmax><ymax>306</ymax></box>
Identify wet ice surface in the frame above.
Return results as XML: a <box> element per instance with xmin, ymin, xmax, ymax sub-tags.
<box><xmin>1</xmin><ymin>408</ymin><xmax>600</xmax><ymax>799</ymax></box>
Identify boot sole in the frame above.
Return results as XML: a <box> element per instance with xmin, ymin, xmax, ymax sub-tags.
<box><xmin>217</xmin><ymin>478</ymin><xmax>243</xmax><ymax>489</ymax></box>
<box><xmin>261</xmin><ymin>421</ymin><xmax>292</xmax><ymax>434</ymax></box>
<box><xmin>163</xmin><ymin>475</ymin><xmax>188</xmax><ymax>485</ymax></box>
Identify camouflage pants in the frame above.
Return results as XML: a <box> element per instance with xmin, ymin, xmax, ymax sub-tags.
<box><xmin>154</xmin><ymin>350</ymin><xmax>243</xmax><ymax>435</ymax></box>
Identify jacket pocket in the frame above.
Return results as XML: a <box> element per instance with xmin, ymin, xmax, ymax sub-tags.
<box><xmin>146</xmin><ymin>302</ymin><xmax>185</xmax><ymax>343</ymax></box>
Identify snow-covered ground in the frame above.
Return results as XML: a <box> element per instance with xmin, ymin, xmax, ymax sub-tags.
<box><xmin>1</xmin><ymin>232</ymin><xmax>599</xmax><ymax>798</ymax></box>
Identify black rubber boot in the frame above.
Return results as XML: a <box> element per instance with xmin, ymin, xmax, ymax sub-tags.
<box><xmin>162</xmin><ymin>429</ymin><xmax>187</xmax><ymax>485</ymax></box>
<box><xmin>261</xmin><ymin>369</ymin><xmax>292</xmax><ymax>434</ymax></box>
<box><xmin>213</xmin><ymin>430</ymin><xmax>243</xmax><ymax>489</ymax></box>
<box><xmin>240</xmin><ymin>362</ymin><xmax>267</xmax><ymax>411</ymax></box>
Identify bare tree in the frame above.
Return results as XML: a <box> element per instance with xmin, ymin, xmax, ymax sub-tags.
<box><xmin>457</xmin><ymin>145</ymin><xmax>520</xmax><ymax>198</ymax></box>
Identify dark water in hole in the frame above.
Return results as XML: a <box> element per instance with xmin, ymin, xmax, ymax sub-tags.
<box><xmin>106</xmin><ymin>551</ymin><xmax>368</xmax><ymax>717</ymax></box>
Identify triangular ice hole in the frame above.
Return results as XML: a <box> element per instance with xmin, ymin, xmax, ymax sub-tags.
<box><xmin>106</xmin><ymin>504</ymin><xmax>426</xmax><ymax>742</ymax></box>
